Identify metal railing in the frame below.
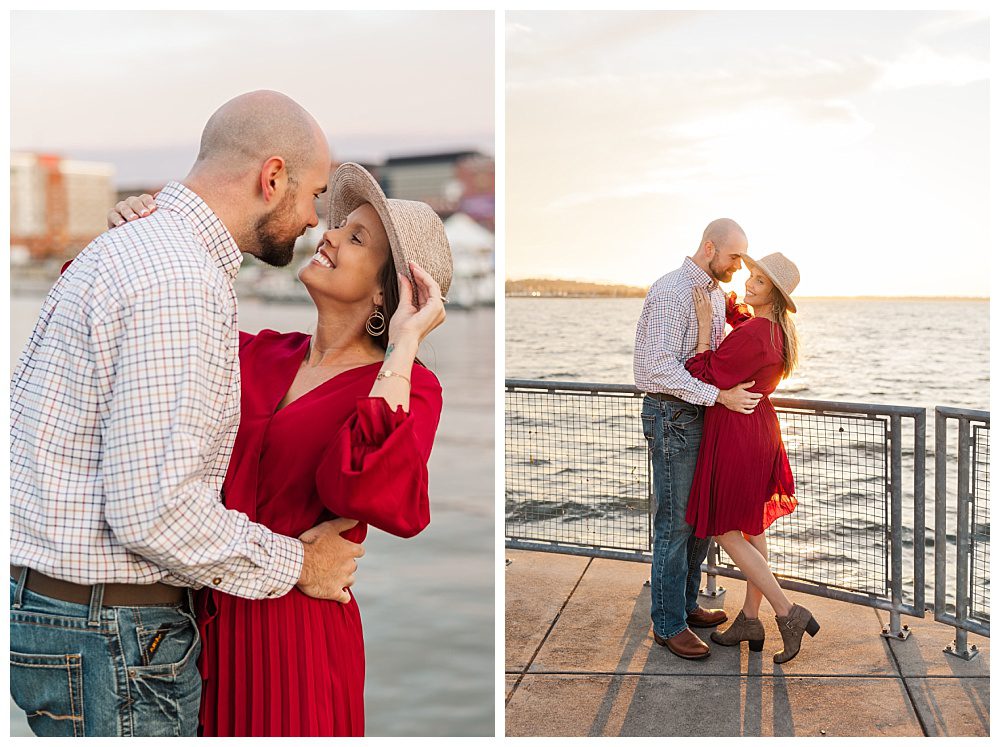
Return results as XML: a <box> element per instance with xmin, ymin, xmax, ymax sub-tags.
<box><xmin>935</xmin><ymin>406</ymin><xmax>990</xmax><ymax>659</ymax></box>
<box><xmin>506</xmin><ymin>379</ymin><xmax>989</xmax><ymax>648</ymax></box>
<box><xmin>506</xmin><ymin>381</ymin><xmax>650</xmax><ymax>557</ymax></box>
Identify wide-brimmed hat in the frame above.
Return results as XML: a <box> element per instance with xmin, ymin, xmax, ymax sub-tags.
<box><xmin>328</xmin><ymin>162</ymin><xmax>453</xmax><ymax>297</ymax></box>
<box><xmin>742</xmin><ymin>252</ymin><xmax>800</xmax><ymax>313</ymax></box>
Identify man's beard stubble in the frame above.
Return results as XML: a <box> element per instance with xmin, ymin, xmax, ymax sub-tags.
<box><xmin>709</xmin><ymin>258</ymin><xmax>734</xmax><ymax>284</ymax></box>
<box><xmin>252</xmin><ymin>190</ymin><xmax>300</xmax><ymax>267</ymax></box>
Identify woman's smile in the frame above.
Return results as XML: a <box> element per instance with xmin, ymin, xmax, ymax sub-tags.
<box><xmin>311</xmin><ymin>248</ymin><xmax>336</xmax><ymax>269</ymax></box>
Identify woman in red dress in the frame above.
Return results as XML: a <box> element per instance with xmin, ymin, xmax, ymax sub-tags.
<box><xmin>686</xmin><ymin>252</ymin><xmax>820</xmax><ymax>664</ymax></box>
<box><xmin>111</xmin><ymin>163</ymin><xmax>451</xmax><ymax>735</ymax></box>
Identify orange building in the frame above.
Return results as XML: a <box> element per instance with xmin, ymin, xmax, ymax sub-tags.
<box><xmin>10</xmin><ymin>152</ymin><xmax>115</xmax><ymax>262</ymax></box>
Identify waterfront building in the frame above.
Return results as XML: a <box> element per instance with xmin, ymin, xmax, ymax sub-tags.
<box><xmin>444</xmin><ymin>212</ymin><xmax>495</xmax><ymax>306</ymax></box>
<box><xmin>381</xmin><ymin>151</ymin><xmax>494</xmax><ymax>226</ymax></box>
<box><xmin>10</xmin><ymin>152</ymin><xmax>115</xmax><ymax>262</ymax></box>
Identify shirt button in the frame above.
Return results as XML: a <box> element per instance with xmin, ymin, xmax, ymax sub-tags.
<box><xmin>212</xmin><ymin>577</ymin><xmax>222</xmax><ymax>586</ymax></box>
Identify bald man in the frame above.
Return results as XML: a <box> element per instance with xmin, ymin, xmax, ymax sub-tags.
<box><xmin>633</xmin><ymin>218</ymin><xmax>762</xmax><ymax>661</ymax></box>
<box><xmin>10</xmin><ymin>91</ymin><xmax>360</xmax><ymax>737</ymax></box>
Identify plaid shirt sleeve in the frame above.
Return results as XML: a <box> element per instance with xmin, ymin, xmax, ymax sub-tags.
<box><xmin>634</xmin><ymin>285</ymin><xmax>721</xmax><ymax>406</ymax></box>
<box><xmin>96</xmin><ymin>280</ymin><xmax>303</xmax><ymax>599</ymax></box>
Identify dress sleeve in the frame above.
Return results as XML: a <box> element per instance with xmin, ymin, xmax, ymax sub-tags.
<box><xmin>685</xmin><ymin>322</ymin><xmax>765</xmax><ymax>391</ymax></box>
<box><xmin>314</xmin><ymin>368</ymin><xmax>443</xmax><ymax>538</ymax></box>
<box><xmin>238</xmin><ymin>331</ymin><xmax>257</xmax><ymax>352</ymax></box>
<box><xmin>725</xmin><ymin>291</ymin><xmax>754</xmax><ymax>328</ymax></box>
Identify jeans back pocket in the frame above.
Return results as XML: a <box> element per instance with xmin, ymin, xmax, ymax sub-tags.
<box><xmin>10</xmin><ymin>650</ymin><xmax>85</xmax><ymax>737</ymax></box>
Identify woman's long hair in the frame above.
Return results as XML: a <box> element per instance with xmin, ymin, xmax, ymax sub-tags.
<box><xmin>769</xmin><ymin>290</ymin><xmax>799</xmax><ymax>379</ymax></box>
<box><xmin>370</xmin><ymin>254</ymin><xmax>399</xmax><ymax>352</ymax></box>
<box><xmin>369</xmin><ymin>249</ymin><xmax>425</xmax><ymax>367</ymax></box>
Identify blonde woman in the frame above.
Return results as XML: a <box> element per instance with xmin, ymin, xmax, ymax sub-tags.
<box><xmin>686</xmin><ymin>253</ymin><xmax>819</xmax><ymax>663</ymax></box>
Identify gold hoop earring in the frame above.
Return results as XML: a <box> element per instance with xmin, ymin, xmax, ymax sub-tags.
<box><xmin>366</xmin><ymin>307</ymin><xmax>386</xmax><ymax>337</ymax></box>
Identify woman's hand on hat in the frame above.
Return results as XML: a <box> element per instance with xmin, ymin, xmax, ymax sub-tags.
<box><xmin>387</xmin><ymin>262</ymin><xmax>447</xmax><ymax>346</ymax></box>
<box><xmin>107</xmin><ymin>194</ymin><xmax>157</xmax><ymax>228</ymax></box>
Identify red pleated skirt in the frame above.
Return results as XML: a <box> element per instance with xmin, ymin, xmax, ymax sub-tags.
<box><xmin>686</xmin><ymin>397</ymin><xmax>797</xmax><ymax>538</ymax></box>
<box><xmin>197</xmin><ymin>588</ymin><xmax>365</xmax><ymax>736</ymax></box>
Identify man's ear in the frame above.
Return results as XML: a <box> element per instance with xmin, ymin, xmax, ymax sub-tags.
<box><xmin>703</xmin><ymin>240</ymin><xmax>715</xmax><ymax>260</ymax></box>
<box><xmin>258</xmin><ymin>157</ymin><xmax>287</xmax><ymax>203</ymax></box>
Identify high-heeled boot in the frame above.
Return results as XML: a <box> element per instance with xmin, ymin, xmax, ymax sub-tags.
<box><xmin>710</xmin><ymin>610</ymin><xmax>765</xmax><ymax>651</ymax></box>
<box><xmin>773</xmin><ymin>603</ymin><xmax>820</xmax><ymax>663</ymax></box>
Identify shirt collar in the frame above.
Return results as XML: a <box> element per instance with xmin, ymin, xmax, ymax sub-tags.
<box><xmin>155</xmin><ymin>181</ymin><xmax>243</xmax><ymax>280</ymax></box>
<box><xmin>682</xmin><ymin>256</ymin><xmax>719</xmax><ymax>291</ymax></box>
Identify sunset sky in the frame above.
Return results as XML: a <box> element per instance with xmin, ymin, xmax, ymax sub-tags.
<box><xmin>506</xmin><ymin>10</ymin><xmax>990</xmax><ymax>297</ymax></box>
<box><xmin>11</xmin><ymin>11</ymin><xmax>494</xmax><ymax>186</ymax></box>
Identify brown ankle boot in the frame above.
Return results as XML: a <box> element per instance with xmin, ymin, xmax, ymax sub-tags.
<box><xmin>710</xmin><ymin>610</ymin><xmax>765</xmax><ymax>651</ymax></box>
<box><xmin>773</xmin><ymin>603</ymin><xmax>820</xmax><ymax>663</ymax></box>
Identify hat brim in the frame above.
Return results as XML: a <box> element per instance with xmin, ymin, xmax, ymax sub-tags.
<box><xmin>327</xmin><ymin>163</ymin><xmax>414</xmax><ymax>290</ymax></box>
<box><xmin>742</xmin><ymin>254</ymin><xmax>797</xmax><ymax>313</ymax></box>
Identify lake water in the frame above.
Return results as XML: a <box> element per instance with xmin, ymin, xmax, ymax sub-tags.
<box><xmin>10</xmin><ymin>295</ymin><xmax>495</xmax><ymax>738</ymax></box>
<box><xmin>506</xmin><ymin>297</ymin><xmax>988</xmax><ymax>410</ymax></box>
<box><xmin>506</xmin><ymin>296</ymin><xmax>989</xmax><ymax>612</ymax></box>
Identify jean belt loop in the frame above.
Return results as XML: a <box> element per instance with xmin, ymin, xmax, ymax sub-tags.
<box><xmin>87</xmin><ymin>583</ymin><xmax>105</xmax><ymax>627</ymax></box>
<box><xmin>185</xmin><ymin>587</ymin><xmax>196</xmax><ymax>616</ymax></box>
<box><xmin>11</xmin><ymin>566</ymin><xmax>29</xmax><ymax>609</ymax></box>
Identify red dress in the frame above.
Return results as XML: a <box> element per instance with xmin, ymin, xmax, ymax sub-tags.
<box><xmin>684</xmin><ymin>298</ymin><xmax>796</xmax><ymax>538</ymax></box>
<box><xmin>197</xmin><ymin>330</ymin><xmax>442</xmax><ymax>737</ymax></box>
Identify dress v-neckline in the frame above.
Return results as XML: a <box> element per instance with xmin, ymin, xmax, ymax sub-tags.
<box><xmin>272</xmin><ymin>339</ymin><xmax>381</xmax><ymax>415</ymax></box>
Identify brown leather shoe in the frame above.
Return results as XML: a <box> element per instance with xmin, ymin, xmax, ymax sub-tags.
<box><xmin>686</xmin><ymin>606</ymin><xmax>728</xmax><ymax>628</ymax></box>
<box><xmin>653</xmin><ymin>627</ymin><xmax>711</xmax><ymax>660</ymax></box>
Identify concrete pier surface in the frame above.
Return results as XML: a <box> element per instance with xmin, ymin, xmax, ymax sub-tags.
<box><xmin>505</xmin><ymin>549</ymin><xmax>989</xmax><ymax>738</ymax></box>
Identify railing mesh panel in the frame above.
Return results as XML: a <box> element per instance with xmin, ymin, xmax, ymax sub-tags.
<box><xmin>970</xmin><ymin>424</ymin><xmax>990</xmax><ymax>623</ymax></box>
<box><xmin>506</xmin><ymin>387</ymin><xmax>892</xmax><ymax>597</ymax></box>
<box><xmin>505</xmin><ymin>389</ymin><xmax>650</xmax><ymax>552</ymax></box>
<box><xmin>715</xmin><ymin>411</ymin><xmax>889</xmax><ymax>595</ymax></box>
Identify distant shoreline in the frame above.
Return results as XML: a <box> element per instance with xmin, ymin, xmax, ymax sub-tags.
<box><xmin>506</xmin><ymin>293</ymin><xmax>989</xmax><ymax>302</ymax></box>
<box><xmin>504</xmin><ymin>278</ymin><xmax>987</xmax><ymax>301</ymax></box>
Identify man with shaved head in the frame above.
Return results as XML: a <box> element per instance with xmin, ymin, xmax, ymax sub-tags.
<box><xmin>633</xmin><ymin>218</ymin><xmax>762</xmax><ymax>661</ymax></box>
<box><xmin>185</xmin><ymin>90</ymin><xmax>331</xmax><ymax>267</ymax></box>
<box><xmin>11</xmin><ymin>91</ymin><xmax>362</xmax><ymax>736</ymax></box>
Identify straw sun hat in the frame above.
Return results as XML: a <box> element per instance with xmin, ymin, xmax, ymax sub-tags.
<box><xmin>742</xmin><ymin>252</ymin><xmax>800</xmax><ymax>313</ymax></box>
<box><xmin>327</xmin><ymin>162</ymin><xmax>453</xmax><ymax>297</ymax></box>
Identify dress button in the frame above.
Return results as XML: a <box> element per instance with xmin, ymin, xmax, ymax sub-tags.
<box><xmin>212</xmin><ymin>577</ymin><xmax>222</xmax><ymax>586</ymax></box>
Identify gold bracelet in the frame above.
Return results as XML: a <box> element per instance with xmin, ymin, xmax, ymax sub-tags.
<box><xmin>376</xmin><ymin>369</ymin><xmax>411</xmax><ymax>386</ymax></box>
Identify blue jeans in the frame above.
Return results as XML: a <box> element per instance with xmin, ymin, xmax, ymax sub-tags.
<box><xmin>9</xmin><ymin>569</ymin><xmax>201</xmax><ymax>737</ymax></box>
<box><xmin>641</xmin><ymin>396</ymin><xmax>711</xmax><ymax>639</ymax></box>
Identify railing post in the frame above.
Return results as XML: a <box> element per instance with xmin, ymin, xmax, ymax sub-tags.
<box><xmin>945</xmin><ymin>418</ymin><xmax>978</xmax><ymax>660</ymax></box>
<box><xmin>912</xmin><ymin>411</ymin><xmax>926</xmax><ymax>616</ymax></box>
<box><xmin>701</xmin><ymin>540</ymin><xmax>724</xmax><ymax>600</ymax></box>
<box><xmin>934</xmin><ymin>409</ymin><xmax>947</xmax><ymax>627</ymax></box>
<box><xmin>882</xmin><ymin>414</ymin><xmax>910</xmax><ymax>640</ymax></box>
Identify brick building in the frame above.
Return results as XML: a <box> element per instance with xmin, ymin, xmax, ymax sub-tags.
<box><xmin>10</xmin><ymin>152</ymin><xmax>115</xmax><ymax>262</ymax></box>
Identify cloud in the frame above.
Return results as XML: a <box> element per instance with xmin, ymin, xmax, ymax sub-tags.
<box><xmin>874</xmin><ymin>46</ymin><xmax>990</xmax><ymax>90</ymax></box>
<box><xmin>913</xmin><ymin>10</ymin><xmax>989</xmax><ymax>41</ymax></box>
<box><xmin>506</xmin><ymin>11</ymin><xmax>701</xmax><ymax>77</ymax></box>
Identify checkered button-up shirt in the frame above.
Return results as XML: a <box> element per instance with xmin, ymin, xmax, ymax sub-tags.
<box><xmin>10</xmin><ymin>182</ymin><xmax>303</xmax><ymax>599</ymax></box>
<box><xmin>633</xmin><ymin>257</ymin><xmax>726</xmax><ymax>405</ymax></box>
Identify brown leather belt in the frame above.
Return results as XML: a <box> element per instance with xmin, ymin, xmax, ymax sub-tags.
<box><xmin>645</xmin><ymin>392</ymin><xmax>689</xmax><ymax>404</ymax></box>
<box><xmin>10</xmin><ymin>565</ymin><xmax>185</xmax><ymax>607</ymax></box>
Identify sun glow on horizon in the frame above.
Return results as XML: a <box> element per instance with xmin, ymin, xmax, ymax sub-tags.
<box><xmin>506</xmin><ymin>11</ymin><xmax>990</xmax><ymax>298</ymax></box>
